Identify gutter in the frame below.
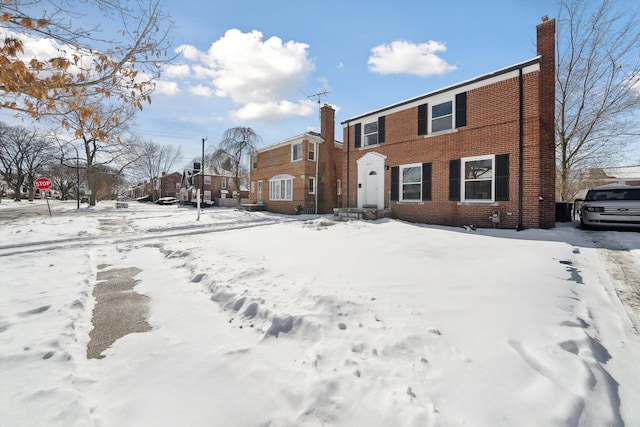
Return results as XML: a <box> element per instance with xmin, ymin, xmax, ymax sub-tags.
<box><xmin>517</xmin><ymin>67</ymin><xmax>525</xmax><ymax>230</ymax></box>
<box><xmin>315</xmin><ymin>141</ymin><xmax>319</xmax><ymax>214</ymax></box>
<box><xmin>346</xmin><ymin>122</ymin><xmax>351</xmax><ymax>207</ymax></box>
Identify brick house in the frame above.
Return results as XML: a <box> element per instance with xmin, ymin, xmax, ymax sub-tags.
<box><xmin>340</xmin><ymin>18</ymin><xmax>556</xmax><ymax>229</ymax></box>
<box><xmin>180</xmin><ymin>166</ymin><xmax>239</xmax><ymax>205</ymax></box>
<box><xmin>130</xmin><ymin>171</ymin><xmax>182</xmax><ymax>201</ymax></box>
<box><xmin>248</xmin><ymin>104</ymin><xmax>343</xmax><ymax>214</ymax></box>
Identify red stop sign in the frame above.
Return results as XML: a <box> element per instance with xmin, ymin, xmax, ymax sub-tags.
<box><xmin>34</xmin><ymin>177</ymin><xmax>52</xmax><ymax>191</ymax></box>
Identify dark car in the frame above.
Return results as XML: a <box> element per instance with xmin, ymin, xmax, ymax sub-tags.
<box><xmin>80</xmin><ymin>196</ymin><xmax>89</xmax><ymax>203</ymax></box>
<box><xmin>155</xmin><ymin>197</ymin><xmax>179</xmax><ymax>205</ymax></box>
<box><xmin>580</xmin><ymin>185</ymin><xmax>640</xmax><ymax>229</ymax></box>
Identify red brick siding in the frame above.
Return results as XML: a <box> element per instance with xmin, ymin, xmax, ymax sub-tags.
<box><xmin>341</xmin><ymin>19</ymin><xmax>556</xmax><ymax>229</ymax></box>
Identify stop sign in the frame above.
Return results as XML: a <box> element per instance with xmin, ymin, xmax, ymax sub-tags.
<box><xmin>34</xmin><ymin>177</ymin><xmax>52</xmax><ymax>191</ymax></box>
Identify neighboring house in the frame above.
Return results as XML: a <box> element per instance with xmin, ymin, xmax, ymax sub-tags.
<box><xmin>249</xmin><ymin>104</ymin><xmax>343</xmax><ymax>214</ymax></box>
<box><xmin>129</xmin><ymin>172</ymin><xmax>182</xmax><ymax>201</ymax></box>
<box><xmin>157</xmin><ymin>172</ymin><xmax>182</xmax><ymax>199</ymax></box>
<box><xmin>573</xmin><ymin>165</ymin><xmax>640</xmax><ymax>200</ymax></box>
<box><xmin>339</xmin><ymin>18</ymin><xmax>556</xmax><ymax>229</ymax></box>
<box><xmin>180</xmin><ymin>165</ymin><xmax>238</xmax><ymax>205</ymax></box>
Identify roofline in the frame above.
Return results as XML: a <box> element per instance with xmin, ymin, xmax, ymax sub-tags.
<box><xmin>256</xmin><ymin>132</ymin><xmax>325</xmax><ymax>153</ymax></box>
<box><xmin>341</xmin><ymin>56</ymin><xmax>542</xmax><ymax>125</ymax></box>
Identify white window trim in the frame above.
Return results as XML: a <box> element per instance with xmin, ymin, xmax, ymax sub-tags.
<box><xmin>429</xmin><ymin>97</ymin><xmax>454</xmax><ymax>135</ymax></box>
<box><xmin>400</xmin><ymin>163</ymin><xmax>422</xmax><ymax>202</ymax></box>
<box><xmin>461</xmin><ymin>154</ymin><xmax>495</xmax><ymax>203</ymax></box>
<box><xmin>308</xmin><ymin>143</ymin><xmax>316</xmax><ymax>161</ymax></box>
<box><xmin>204</xmin><ymin>175</ymin><xmax>211</xmax><ymax>185</ymax></box>
<box><xmin>363</xmin><ymin>120</ymin><xmax>379</xmax><ymax>147</ymax></box>
<box><xmin>291</xmin><ymin>143</ymin><xmax>303</xmax><ymax>162</ymax></box>
<box><xmin>221</xmin><ymin>177</ymin><xmax>226</xmax><ymax>189</ymax></box>
<box><xmin>308</xmin><ymin>176</ymin><xmax>316</xmax><ymax>194</ymax></box>
<box><xmin>269</xmin><ymin>174</ymin><xmax>294</xmax><ymax>201</ymax></box>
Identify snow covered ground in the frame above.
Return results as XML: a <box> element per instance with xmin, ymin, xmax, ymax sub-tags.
<box><xmin>1</xmin><ymin>200</ymin><xmax>639</xmax><ymax>427</ymax></box>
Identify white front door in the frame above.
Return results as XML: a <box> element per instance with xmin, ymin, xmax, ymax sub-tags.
<box><xmin>365</xmin><ymin>170</ymin><xmax>379</xmax><ymax>207</ymax></box>
<box><xmin>356</xmin><ymin>152</ymin><xmax>386</xmax><ymax>209</ymax></box>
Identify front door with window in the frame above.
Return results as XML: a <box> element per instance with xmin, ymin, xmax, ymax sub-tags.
<box><xmin>365</xmin><ymin>170</ymin><xmax>379</xmax><ymax>207</ymax></box>
<box><xmin>257</xmin><ymin>180</ymin><xmax>263</xmax><ymax>203</ymax></box>
<box><xmin>356</xmin><ymin>152</ymin><xmax>386</xmax><ymax>209</ymax></box>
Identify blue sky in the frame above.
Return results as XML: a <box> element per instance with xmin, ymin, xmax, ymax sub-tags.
<box><xmin>129</xmin><ymin>0</ymin><xmax>560</xmax><ymax>163</ymax></box>
<box><xmin>0</xmin><ymin>0</ymin><xmax>586</xmax><ymax>165</ymax></box>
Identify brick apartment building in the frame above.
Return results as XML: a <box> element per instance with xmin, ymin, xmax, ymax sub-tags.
<box><xmin>248</xmin><ymin>104</ymin><xmax>343</xmax><ymax>214</ymax></box>
<box><xmin>340</xmin><ymin>18</ymin><xmax>556</xmax><ymax>229</ymax></box>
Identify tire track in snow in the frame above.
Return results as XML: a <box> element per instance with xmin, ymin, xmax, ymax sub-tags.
<box><xmin>0</xmin><ymin>218</ymin><xmax>287</xmax><ymax>257</ymax></box>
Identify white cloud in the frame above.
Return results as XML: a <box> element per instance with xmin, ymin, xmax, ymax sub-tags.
<box><xmin>154</xmin><ymin>80</ymin><xmax>180</xmax><ymax>96</ymax></box>
<box><xmin>368</xmin><ymin>40</ymin><xmax>456</xmax><ymax>76</ymax></box>
<box><xmin>177</xmin><ymin>29</ymin><xmax>316</xmax><ymax>121</ymax></box>
<box><xmin>230</xmin><ymin>99</ymin><xmax>316</xmax><ymax>122</ymax></box>
<box><xmin>188</xmin><ymin>84</ymin><xmax>214</xmax><ymax>97</ymax></box>
<box><xmin>163</xmin><ymin>63</ymin><xmax>190</xmax><ymax>79</ymax></box>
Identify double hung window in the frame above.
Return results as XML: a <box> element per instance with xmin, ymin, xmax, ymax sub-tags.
<box><xmin>401</xmin><ymin>164</ymin><xmax>422</xmax><ymax>202</ymax></box>
<box><xmin>432</xmin><ymin>101</ymin><xmax>453</xmax><ymax>132</ymax></box>
<box><xmin>462</xmin><ymin>155</ymin><xmax>494</xmax><ymax>201</ymax></box>
<box><xmin>292</xmin><ymin>143</ymin><xmax>303</xmax><ymax>161</ymax></box>
<box><xmin>363</xmin><ymin>121</ymin><xmax>378</xmax><ymax>146</ymax></box>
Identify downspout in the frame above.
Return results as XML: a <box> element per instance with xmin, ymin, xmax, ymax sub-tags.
<box><xmin>315</xmin><ymin>141</ymin><xmax>319</xmax><ymax>214</ymax></box>
<box><xmin>346</xmin><ymin>122</ymin><xmax>351</xmax><ymax>208</ymax></box>
<box><xmin>517</xmin><ymin>67</ymin><xmax>525</xmax><ymax>231</ymax></box>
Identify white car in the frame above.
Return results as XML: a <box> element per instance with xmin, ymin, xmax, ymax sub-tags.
<box><xmin>580</xmin><ymin>185</ymin><xmax>640</xmax><ymax>229</ymax></box>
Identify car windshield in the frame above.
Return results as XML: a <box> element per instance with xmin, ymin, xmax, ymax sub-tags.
<box><xmin>585</xmin><ymin>188</ymin><xmax>640</xmax><ymax>201</ymax></box>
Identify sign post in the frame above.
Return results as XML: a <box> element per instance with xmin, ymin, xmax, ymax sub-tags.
<box><xmin>34</xmin><ymin>177</ymin><xmax>53</xmax><ymax>216</ymax></box>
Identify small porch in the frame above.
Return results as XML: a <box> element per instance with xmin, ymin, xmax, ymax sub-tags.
<box><xmin>333</xmin><ymin>207</ymin><xmax>392</xmax><ymax>221</ymax></box>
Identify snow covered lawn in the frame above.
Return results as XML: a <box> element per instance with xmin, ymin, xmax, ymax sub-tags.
<box><xmin>1</xmin><ymin>201</ymin><xmax>639</xmax><ymax>426</ymax></box>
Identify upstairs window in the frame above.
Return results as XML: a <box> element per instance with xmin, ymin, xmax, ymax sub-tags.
<box><xmin>308</xmin><ymin>143</ymin><xmax>316</xmax><ymax>161</ymax></box>
<box><xmin>363</xmin><ymin>121</ymin><xmax>378</xmax><ymax>146</ymax></box>
<box><xmin>432</xmin><ymin>101</ymin><xmax>453</xmax><ymax>132</ymax></box>
<box><xmin>292</xmin><ymin>143</ymin><xmax>303</xmax><ymax>161</ymax></box>
<box><xmin>251</xmin><ymin>153</ymin><xmax>257</xmax><ymax>169</ymax></box>
<box><xmin>204</xmin><ymin>176</ymin><xmax>211</xmax><ymax>185</ymax></box>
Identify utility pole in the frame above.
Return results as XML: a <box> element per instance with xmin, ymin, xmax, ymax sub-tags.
<box><xmin>201</xmin><ymin>137</ymin><xmax>207</xmax><ymax>203</ymax></box>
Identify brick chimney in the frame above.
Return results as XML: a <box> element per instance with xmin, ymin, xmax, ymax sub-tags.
<box><xmin>536</xmin><ymin>17</ymin><xmax>556</xmax><ymax>228</ymax></box>
<box><xmin>319</xmin><ymin>103</ymin><xmax>336</xmax><ymax>213</ymax></box>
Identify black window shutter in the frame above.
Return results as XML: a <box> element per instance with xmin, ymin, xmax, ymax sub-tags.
<box><xmin>417</xmin><ymin>104</ymin><xmax>428</xmax><ymax>135</ymax></box>
<box><xmin>455</xmin><ymin>92</ymin><xmax>467</xmax><ymax>128</ymax></box>
<box><xmin>495</xmin><ymin>154</ymin><xmax>509</xmax><ymax>201</ymax></box>
<box><xmin>378</xmin><ymin>116</ymin><xmax>385</xmax><ymax>144</ymax></box>
<box><xmin>390</xmin><ymin>166</ymin><xmax>399</xmax><ymax>201</ymax></box>
<box><xmin>354</xmin><ymin>123</ymin><xmax>361</xmax><ymax>148</ymax></box>
<box><xmin>422</xmin><ymin>163</ymin><xmax>432</xmax><ymax>201</ymax></box>
<box><xmin>449</xmin><ymin>159</ymin><xmax>460</xmax><ymax>201</ymax></box>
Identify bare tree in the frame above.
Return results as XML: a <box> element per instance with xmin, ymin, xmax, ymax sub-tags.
<box><xmin>131</xmin><ymin>139</ymin><xmax>183</xmax><ymax>200</ymax></box>
<box><xmin>1</xmin><ymin>0</ymin><xmax>174</xmax><ymax>136</ymax></box>
<box><xmin>213</xmin><ymin>127</ymin><xmax>262</xmax><ymax>208</ymax></box>
<box><xmin>556</xmin><ymin>0</ymin><xmax>640</xmax><ymax>200</ymax></box>
<box><xmin>0</xmin><ymin>122</ymin><xmax>56</xmax><ymax>201</ymax></box>
<box><xmin>53</xmin><ymin>100</ymin><xmax>140</xmax><ymax>205</ymax></box>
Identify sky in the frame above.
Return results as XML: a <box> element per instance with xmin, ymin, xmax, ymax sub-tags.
<box><xmin>1</xmin><ymin>200</ymin><xmax>639</xmax><ymax>426</ymax></box>
<box><xmin>2</xmin><ymin>0</ymin><xmax>639</xmax><ymax>167</ymax></box>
